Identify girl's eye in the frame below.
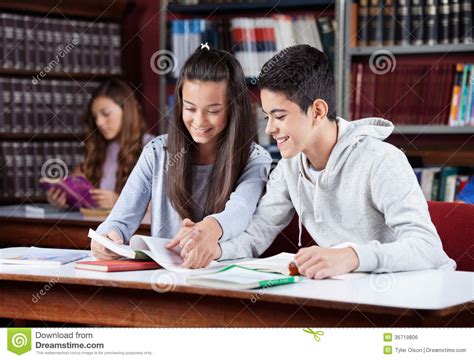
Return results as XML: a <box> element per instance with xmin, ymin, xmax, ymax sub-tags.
<box><xmin>208</xmin><ymin>110</ymin><xmax>220</xmax><ymax>114</ymax></box>
<box><xmin>185</xmin><ymin>108</ymin><xmax>195</xmax><ymax>112</ymax></box>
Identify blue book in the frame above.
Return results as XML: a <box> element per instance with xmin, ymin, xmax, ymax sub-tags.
<box><xmin>456</xmin><ymin>177</ymin><xmax>474</xmax><ymax>204</ymax></box>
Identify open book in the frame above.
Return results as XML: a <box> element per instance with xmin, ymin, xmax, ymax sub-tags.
<box><xmin>39</xmin><ymin>175</ymin><xmax>97</xmax><ymax>209</ymax></box>
<box><xmin>237</xmin><ymin>252</ymin><xmax>368</xmax><ymax>280</ymax></box>
<box><xmin>88</xmin><ymin>229</ymin><xmax>224</xmax><ymax>273</ymax></box>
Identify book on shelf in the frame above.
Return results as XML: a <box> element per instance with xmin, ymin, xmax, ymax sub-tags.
<box><xmin>413</xmin><ymin>166</ymin><xmax>474</xmax><ymax>202</ymax></box>
<box><xmin>0</xmin><ymin>77</ymin><xmax>99</xmax><ymax>134</ymax></box>
<box><xmin>0</xmin><ymin>141</ymin><xmax>84</xmax><ymax>201</ymax></box>
<box><xmin>353</xmin><ymin>0</ymin><xmax>473</xmax><ymax>47</ymax></box>
<box><xmin>351</xmin><ymin>62</ymin><xmax>474</xmax><ymax>127</ymax></box>
<box><xmin>0</xmin><ymin>246</ymin><xmax>89</xmax><ymax>266</ymax></box>
<box><xmin>75</xmin><ymin>259</ymin><xmax>160</xmax><ymax>272</ymax></box>
<box><xmin>456</xmin><ymin>176</ymin><xmax>474</xmax><ymax>203</ymax></box>
<box><xmin>169</xmin><ymin>14</ymin><xmax>335</xmax><ymax>79</ymax></box>
<box><xmin>0</xmin><ymin>12</ymin><xmax>122</xmax><ymax>74</ymax></box>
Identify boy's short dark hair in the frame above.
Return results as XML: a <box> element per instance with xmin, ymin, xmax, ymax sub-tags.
<box><xmin>258</xmin><ymin>45</ymin><xmax>336</xmax><ymax>120</ymax></box>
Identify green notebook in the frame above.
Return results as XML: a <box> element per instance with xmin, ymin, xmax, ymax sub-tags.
<box><xmin>187</xmin><ymin>264</ymin><xmax>302</xmax><ymax>290</ymax></box>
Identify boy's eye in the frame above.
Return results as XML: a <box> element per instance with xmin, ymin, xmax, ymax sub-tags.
<box><xmin>264</xmin><ymin>116</ymin><xmax>269</xmax><ymax>121</ymax></box>
<box><xmin>276</xmin><ymin>115</ymin><xmax>286</xmax><ymax>120</ymax></box>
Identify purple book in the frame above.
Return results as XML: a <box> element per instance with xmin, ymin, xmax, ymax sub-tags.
<box><xmin>39</xmin><ymin>175</ymin><xmax>97</xmax><ymax>209</ymax></box>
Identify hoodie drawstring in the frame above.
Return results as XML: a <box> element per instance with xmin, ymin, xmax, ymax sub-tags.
<box><xmin>297</xmin><ymin>172</ymin><xmax>303</xmax><ymax>248</ymax></box>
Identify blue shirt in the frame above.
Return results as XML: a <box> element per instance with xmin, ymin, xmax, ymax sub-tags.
<box><xmin>96</xmin><ymin>134</ymin><xmax>272</xmax><ymax>242</ymax></box>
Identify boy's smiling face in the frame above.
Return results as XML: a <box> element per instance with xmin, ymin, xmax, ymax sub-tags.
<box><xmin>261</xmin><ymin>89</ymin><xmax>314</xmax><ymax>159</ymax></box>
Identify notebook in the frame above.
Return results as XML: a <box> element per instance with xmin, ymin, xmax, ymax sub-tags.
<box><xmin>0</xmin><ymin>247</ymin><xmax>89</xmax><ymax>266</ymax></box>
<box><xmin>187</xmin><ymin>264</ymin><xmax>303</xmax><ymax>290</ymax></box>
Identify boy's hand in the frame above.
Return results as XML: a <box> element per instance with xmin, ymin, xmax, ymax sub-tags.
<box><xmin>295</xmin><ymin>245</ymin><xmax>360</xmax><ymax>279</ymax></box>
<box><xmin>90</xmin><ymin>230</ymin><xmax>123</xmax><ymax>260</ymax></box>
<box><xmin>165</xmin><ymin>218</ymin><xmax>196</xmax><ymax>251</ymax></box>
<box><xmin>180</xmin><ymin>232</ymin><xmax>222</xmax><ymax>269</ymax></box>
<box><xmin>166</xmin><ymin>217</ymin><xmax>223</xmax><ymax>269</ymax></box>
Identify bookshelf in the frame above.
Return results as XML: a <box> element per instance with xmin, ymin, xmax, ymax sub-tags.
<box><xmin>337</xmin><ymin>0</ymin><xmax>474</xmax><ymax>169</ymax></box>
<box><xmin>349</xmin><ymin>43</ymin><xmax>474</xmax><ymax>56</ymax></box>
<box><xmin>0</xmin><ymin>0</ymin><xmax>127</xmax><ymax>204</ymax></box>
<box><xmin>159</xmin><ymin>0</ymin><xmax>338</xmax><ymax>148</ymax></box>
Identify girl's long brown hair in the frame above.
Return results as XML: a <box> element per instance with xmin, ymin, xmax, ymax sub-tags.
<box><xmin>166</xmin><ymin>48</ymin><xmax>257</xmax><ymax>221</ymax></box>
<box><xmin>82</xmin><ymin>78</ymin><xmax>146</xmax><ymax>192</ymax></box>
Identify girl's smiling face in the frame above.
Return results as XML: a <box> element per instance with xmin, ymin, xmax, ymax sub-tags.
<box><xmin>182</xmin><ymin>79</ymin><xmax>228</xmax><ymax>147</ymax></box>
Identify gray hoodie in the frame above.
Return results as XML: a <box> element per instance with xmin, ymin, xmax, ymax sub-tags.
<box><xmin>219</xmin><ymin>117</ymin><xmax>456</xmax><ymax>273</ymax></box>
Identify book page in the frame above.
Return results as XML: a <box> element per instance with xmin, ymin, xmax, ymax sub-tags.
<box><xmin>130</xmin><ymin>234</ymin><xmax>223</xmax><ymax>273</ymax></box>
<box><xmin>190</xmin><ymin>265</ymin><xmax>294</xmax><ymax>285</ymax></box>
<box><xmin>238</xmin><ymin>252</ymin><xmax>295</xmax><ymax>275</ymax></box>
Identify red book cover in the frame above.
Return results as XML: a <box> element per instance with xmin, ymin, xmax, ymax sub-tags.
<box><xmin>75</xmin><ymin>260</ymin><xmax>160</xmax><ymax>272</ymax></box>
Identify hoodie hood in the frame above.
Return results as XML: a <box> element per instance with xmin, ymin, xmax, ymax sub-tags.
<box><xmin>299</xmin><ymin>117</ymin><xmax>394</xmax><ymax>186</ymax></box>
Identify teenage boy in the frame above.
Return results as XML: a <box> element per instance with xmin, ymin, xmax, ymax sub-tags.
<box><xmin>185</xmin><ymin>45</ymin><xmax>455</xmax><ymax>278</ymax></box>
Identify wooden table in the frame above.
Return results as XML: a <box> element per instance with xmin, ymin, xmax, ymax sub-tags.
<box><xmin>0</xmin><ymin>205</ymin><xmax>150</xmax><ymax>249</ymax></box>
<box><xmin>0</xmin><ymin>256</ymin><xmax>472</xmax><ymax>327</ymax></box>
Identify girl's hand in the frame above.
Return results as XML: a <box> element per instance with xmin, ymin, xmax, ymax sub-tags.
<box><xmin>295</xmin><ymin>245</ymin><xmax>360</xmax><ymax>279</ymax></box>
<box><xmin>90</xmin><ymin>230</ymin><xmax>123</xmax><ymax>260</ymax></box>
<box><xmin>166</xmin><ymin>217</ymin><xmax>223</xmax><ymax>269</ymax></box>
<box><xmin>46</xmin><ymin>188</ymin><xmax>68</xmax><ymax>209</ymax></box>
<box><xmin>90</xmin><ymin>189</ymin><xmax>119</xmax><ymax>209</ymax></box>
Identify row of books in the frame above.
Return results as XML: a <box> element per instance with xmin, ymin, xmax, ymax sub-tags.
<box><xmin>169</xmin><ymin>15</ymin><xmax>335</xmax><ymax>78</ymax></box>
<box><xmin>354</xmin><ymin>0</ymin><xmax>473</xmax><ymax>47</ymax></box>
<box><xmin>350</xmin><ymin>62</ymin><xmax>474</xmax><ymax>126</ymax></box>
<box><xmin>414</xmin><ymin>166</ymin><xmax>474</xmax><ymax>203</ymax></box>
<box><xmin>0</xmin><ymin>141</ymin><xmax>83</xmax><ymax>199</ymax></box>
<box><xmin>449</xmin><ymin>63</ymin><xmax>474</xmax><ymax>127</ymax></box>
<box><xmin>169</xmin><ymin>0</ymin><xmax>275</xmax><ymax>4</ymax></box>
<box><xmin>0</xmin><ymin>13</ymin><xmax>122</xmax><ymax>74</ymax></box>
<box><xmin>0</xmin><ymin>77</ymin><xmax>99</xmax><ymax>134</ymax></box>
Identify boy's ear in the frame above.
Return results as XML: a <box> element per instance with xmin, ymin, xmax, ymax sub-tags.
<box><xmin>310</xmin><ymin>99</ymin><xmax>329</xmax><ymax>125</ymax></box>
